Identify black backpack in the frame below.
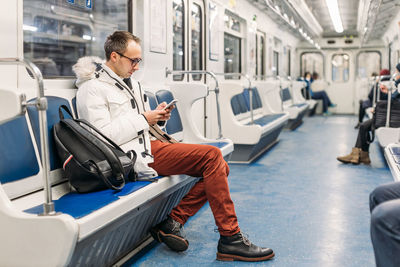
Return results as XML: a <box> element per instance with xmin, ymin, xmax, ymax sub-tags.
<box><xmin>53</xmin><ymin>105</ymin><xmax>137</xmax><ymax>193</ymax></box>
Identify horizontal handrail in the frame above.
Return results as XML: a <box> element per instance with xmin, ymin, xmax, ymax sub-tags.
<box><xmin>0</xmin><ymin>58</ymin><xmax>54</xmax><ymax>215</ymax></box>
<box><xmin>165</xmin><ymin>68</ymin><xmax>223</xmax><ymax>139</ymax></box>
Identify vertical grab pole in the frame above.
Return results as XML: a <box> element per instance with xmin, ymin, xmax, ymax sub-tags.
<box><xmin>165</xmin><ymin>68</ymin><xmax>223</xmax><ymax>139</ymax></box>
<box><xmin>372</xmin><ymin>76</ymin><xmax>377</xmax><ymax>106</ymax></box>
<box><xmin>0</xmin><ymin>58</ymin><xmax>54</xmax><ymax>215</ymax></box>
<box><xmin>385</xmin><ymin>74</ymin><xmax>397</xmax><ymax>128</ymax></box>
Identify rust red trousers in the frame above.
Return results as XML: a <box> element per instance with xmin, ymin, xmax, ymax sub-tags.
<box><xmin>149</xmin><ymin>140</ymin><xmax>240</xmax><ymax>236</ymax></box>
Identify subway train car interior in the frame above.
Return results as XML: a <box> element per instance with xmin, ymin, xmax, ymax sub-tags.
<box><xmin>3</xmin><ymin>0</ymin><xmax>400</xmax><ymax>266</ymax></box>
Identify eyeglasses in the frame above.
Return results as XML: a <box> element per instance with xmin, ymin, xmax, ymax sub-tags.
<box><xmin>115</xmin><ymin>52</ymin><xmax>142</xmax><ymax>66</ymax></box>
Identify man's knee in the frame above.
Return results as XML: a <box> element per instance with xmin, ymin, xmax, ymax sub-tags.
<box><xmin>204</xmin><ymin>145</ymin><xmax>223</xmax><ymax>161</ymax></box>
<box><xmin>370</xmin><ymin>186</ymin><xmax>386</xmax><ymax>211</ymax></box>
<box><xmin>371</xmin><ymin>202</ymin><xmax>400</xmax><ymax>233</ymax></box>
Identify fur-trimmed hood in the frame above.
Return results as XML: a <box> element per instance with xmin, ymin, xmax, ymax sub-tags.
<box><xmin>73</xmin><ymin>56</ymin><xmax>104</xmax><ymax>87</ymax></box>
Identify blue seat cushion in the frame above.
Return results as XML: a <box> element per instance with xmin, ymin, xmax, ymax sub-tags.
<box><xmin>0</xmin><ymin>115</ymin><xmax>40</xmax><ymax>184</ymax></box>
<box><xmin>293</xmin><ymin>103</ymin><xmax>307</xmax><ymax>108</ymax></box>
<box><xmin>27</xmin><ymin>96</ymin><xmax>73</xmax><ymax>171</ymax></box>
<box><xmin>281</xmin><ymin>88</ymin><xmax>291</xmax><ymax>102</ymax></box>
<box><xmin>390</xmin><ymin>146</ymin><xmax>400</xmax><ymax>155</ymax></box>
<box><xmin>24</xmin><ymin>178</ymin><xmax>162</xmax><ymax>219</ymax></box>
<box><xmin>246</xmin><ymin>113</ymin><xmax>286</xmax><ymax>126</ymax></box>
<box><xmin>155</xmin><ymin>90</ymin><xmax>183</xmax><ymax>135</ymax></box>
<box><xmin>202</xmin><ymin>141</ymin><xmax>230</xmax><ymax>149</ymax></box>
<box><xmin>146</xmin><ymin>92</ymin><xmax>158</xmax><ymax>110</ymax></box>
<box><xmin>242</xmin><ymin>88</ymin><xmax>262</xmax><ymax>110</ymax></box>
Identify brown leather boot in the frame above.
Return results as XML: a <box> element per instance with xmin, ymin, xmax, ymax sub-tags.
<box><xmin>359</xmin><ymin>150</ymin><xmax>371</xmax><ymax>164</ymax></box>
<box><xmin>337</xmin><ymin>147</ymin><xmax>360</xmax><ymax>164</ymax></box>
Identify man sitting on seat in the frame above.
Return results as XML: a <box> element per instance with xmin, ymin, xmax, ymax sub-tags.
<box><xmin>355</xmin><ymin>69</ymin><xmax>390</xmax><ymax>129</ymax></box>
<box><xmin>337</xmin><ymin>65</ymin><xmax>400</xmax><ymax>165</ymax></box>
<box><xmin>73</xmin><ymin>31</ymin><xmax>274</xmax><ymax>262</ymax></box>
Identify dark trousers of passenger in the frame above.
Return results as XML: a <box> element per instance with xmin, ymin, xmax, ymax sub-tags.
<box><xmin>149</xmin><ymin>140</ymin><xmax>240</xmax><ymax>236</ymax></box>
<box><xmin>311</xmin><ymin>91</ymin><xmax>332</xmax><ymax>113</ymax></box>
<box><xmin>369</xmin><ymin>182</ymin><xmax>400</xmax><ymax>267</ymax></box>
<box><xmin>358</xmin><ymin>99</ymin><xmax>372</xmax><ymax>123</ymax></box>
<box><xmin>355</xmin><ymin>119</ymin><xmax>373</xmax><ymax>152</ymax></box>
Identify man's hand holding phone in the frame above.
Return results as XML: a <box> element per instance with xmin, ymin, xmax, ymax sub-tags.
<box><xmin>161</xmin><ymin>99</ymin><xmax>178</xmax><ymax>111</ymax></box>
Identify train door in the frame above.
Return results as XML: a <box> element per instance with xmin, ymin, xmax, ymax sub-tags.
<box><xmin>327</xmin><ymin>52</ymin><xmax>354</xmax><ymax>114</ymax></box>
<box><xmin>172</xmin><ymin>0</ymin><xmax>205</xmax><ymax>81</ymax></box>
<box><xmin>172</xmin><ymin>0</ymin><xmax>206</xmax><ymax>133</ymax></box>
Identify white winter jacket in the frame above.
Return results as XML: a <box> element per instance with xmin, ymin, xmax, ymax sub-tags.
<box><xmin>73</xmin><ymin>56</ymin><xmax>157</xmax><ymax>178</ymax></box>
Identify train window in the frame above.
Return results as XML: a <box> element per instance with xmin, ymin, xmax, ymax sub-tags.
<box><xmin>191</xmin><ymin>3</ymin><xmax>202</xmax><ymax>81</ymax></box>
<box><xmin>332</xmin><ymin>54</ymin><xmax>349</xmax><ymax>82</ymax></box>
<box><xmin>224</xmin><ymin>13</ymin><xmax>241</xmax><ymax>33</ymax></box>
<box><xmin>173</xmin><ymin>0</ymin><xmax>185</xmax><ymax>81</ymax></box>
<box><xmin>300</xmin><ymin>52</ymin><xmax>324</xmax><ymax>78</ymax></box>
<box><xmin>255</xmin><ymin>32</ymin><xmax>265</xmax><ymax>78</ymax></box>
<box><xmin>23</xmin><ymin>0</ymin><xmax>129</xmax><ymax>78</ymax></box>
<box><xmin>357</xmin><ymin>51</ymin><xmax>381</xmax><ymax>78</ymax></box>
<box><xmin>283</xmin><ymin>46</ymin><xmax>291</xmax><ymax>77</ymax></box>
<box><xmin>273</xmin><ymin>51</ymin><xmax>279</xmax><ymax>76</ymax></box>
<box><xmin>224</xmin><ymin>33</ymin><xmax>241</xmax><ymax>77</ymax></box>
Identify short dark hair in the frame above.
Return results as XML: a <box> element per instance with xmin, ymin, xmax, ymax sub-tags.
<box><xmin>104</xmin><ymin>31</ymin><xmax>141</xmax><ymax>60</ymax></box>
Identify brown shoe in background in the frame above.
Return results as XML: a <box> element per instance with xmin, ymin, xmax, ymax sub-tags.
<box><xmin>337</xmin><ymin>147</ymin><xmax>361</xmax><ymax>164</ymax></box>
<box><xmin>359</xmin><ymin>150</ymin><xmax>371</xmax><ymax>164</ymax></box>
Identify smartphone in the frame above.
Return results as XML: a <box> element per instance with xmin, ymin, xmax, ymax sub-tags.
<box><xmin>162</xmin><ymin>99</ymin><xmax>178</xmax><ymax>110</ymax></box>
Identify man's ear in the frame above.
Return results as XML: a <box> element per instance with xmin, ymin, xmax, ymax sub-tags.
<box><xmin>109</xmin><ymin>51</ymin><xmax>118</xmax><ymax>63</ymax></box>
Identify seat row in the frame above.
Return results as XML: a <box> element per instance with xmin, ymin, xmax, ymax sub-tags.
<box><xmin>0</xmin><ymin>77</ymin><xmax>311</xmax><ymax>266</ymax></box>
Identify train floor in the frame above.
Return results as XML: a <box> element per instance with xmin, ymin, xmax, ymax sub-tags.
<box><xmin>125</xmin><ymin>115</ymin><xmax>393</xmax><ymax>267</ymax></box>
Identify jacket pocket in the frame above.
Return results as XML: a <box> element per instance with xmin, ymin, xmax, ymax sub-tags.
<box><xmin>107</xmin><ymin>94</ymin><xmax>132</xmax><ymax>117</ymax></box>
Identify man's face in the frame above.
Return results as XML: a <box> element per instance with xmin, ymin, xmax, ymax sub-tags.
<box><xmin>112</xmin><ymin>40</ymin><xmax>142</xmax><ymax>78</ymax></box>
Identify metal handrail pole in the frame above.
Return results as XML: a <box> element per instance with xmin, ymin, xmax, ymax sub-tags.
<box><xmin>386</xmin><ymin>83</ymin><xmax>392</xmax><ymax>128</ymax></box>
<box><xmin>384</xmin><ymin>74</ymin><xmax>398</xmax><ymax>128</ymax></box>
<box><xmin>165</xmin><ymin>68</ymin><xmax>223</xmax><ymax>139</ymax></box>
<box><xmin>0</xmin><ymin>58</ymin><xmax>54</xmax><ymax>215</ymax></box>
<box><xmin>214</xmin><ymin>73</ymin><xmax>254</xmax><ymax>124</ymax></box>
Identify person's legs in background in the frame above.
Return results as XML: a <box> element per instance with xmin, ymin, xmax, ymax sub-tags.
<box><xmin>370</xmin><ymin>182</ymin><xmax>400</xmax><ymax>267</ymax></box>
<box><xmin>337</xmin><ymin>119</ymin><xmax>372</xmax><ymax>164</ymax></box>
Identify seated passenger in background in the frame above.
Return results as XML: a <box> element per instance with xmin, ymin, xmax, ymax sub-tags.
<box><xmin>337</xmin><ymin>68</ymin><xmax>400</xmax><ymax>165</ymax></box>
<box><xmin>369</xmin><ymin>181</ymin><xmax>400</xmax><ymax>267</ymax></box>
<box><xmin>355</xmin><ymin>69</ymin><xmax>390</xmax><ymax>129</ymax></box>
<box><xmin>304</xmin><ymin>72</ymin><xmax>336</xmax><ymax>115</ymax></box>
<box><xmin>73</xmin><ymin>31</ymin><xmax>274</xmax><ymax>262</ymax></box>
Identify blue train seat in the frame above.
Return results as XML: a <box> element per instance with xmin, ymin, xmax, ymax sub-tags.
<box><xmin>219</xmin><ymin>82</ymin><xmax>289</xmax><ymax>163</ymax></box>
<box><xmin>0</xmin><ymin>90</ymin><xmax>198</xmax><ymax>267</ymax></box>
<box><xmin>280</xmin><ymin>84</ymin><xmax>309</xmax><ymax>130</ymax></box>
<box><xmin>385</xmin><ymin>144</ymin><xmax>400</xmax><ymax>181</ymax></box>
<box><xmin>153</xmin><ymin>88</ymin><xmax>233</xmax><ymax>160</ymax></box>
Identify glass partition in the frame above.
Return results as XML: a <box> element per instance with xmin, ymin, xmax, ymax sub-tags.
<box><xmin>332</xmin><ymin>54</ymin><xmax>349</xmax><ymax>82</ymax></box>
<box><xmin>23</xmin><ymin>0</ymin><xmax>129</xmax><ymax>78</ymax></box>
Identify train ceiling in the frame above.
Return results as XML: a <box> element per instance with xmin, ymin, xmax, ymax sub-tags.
<box><xmin>250</xmin><ymin>0</ymin><xmax>400</xmax><ymax>45</ymax></box>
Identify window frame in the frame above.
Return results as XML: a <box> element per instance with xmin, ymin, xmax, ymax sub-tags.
<box><xmin>22</xmin><ymin>0</ymin><xmax>133</xmax><ymax>80</ymax></box>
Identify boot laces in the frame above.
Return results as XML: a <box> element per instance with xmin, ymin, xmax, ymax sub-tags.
<box><xmin>239</xmin><ymin>232</ymin><xmax>251</xmax><ymax>246</ymax></box>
